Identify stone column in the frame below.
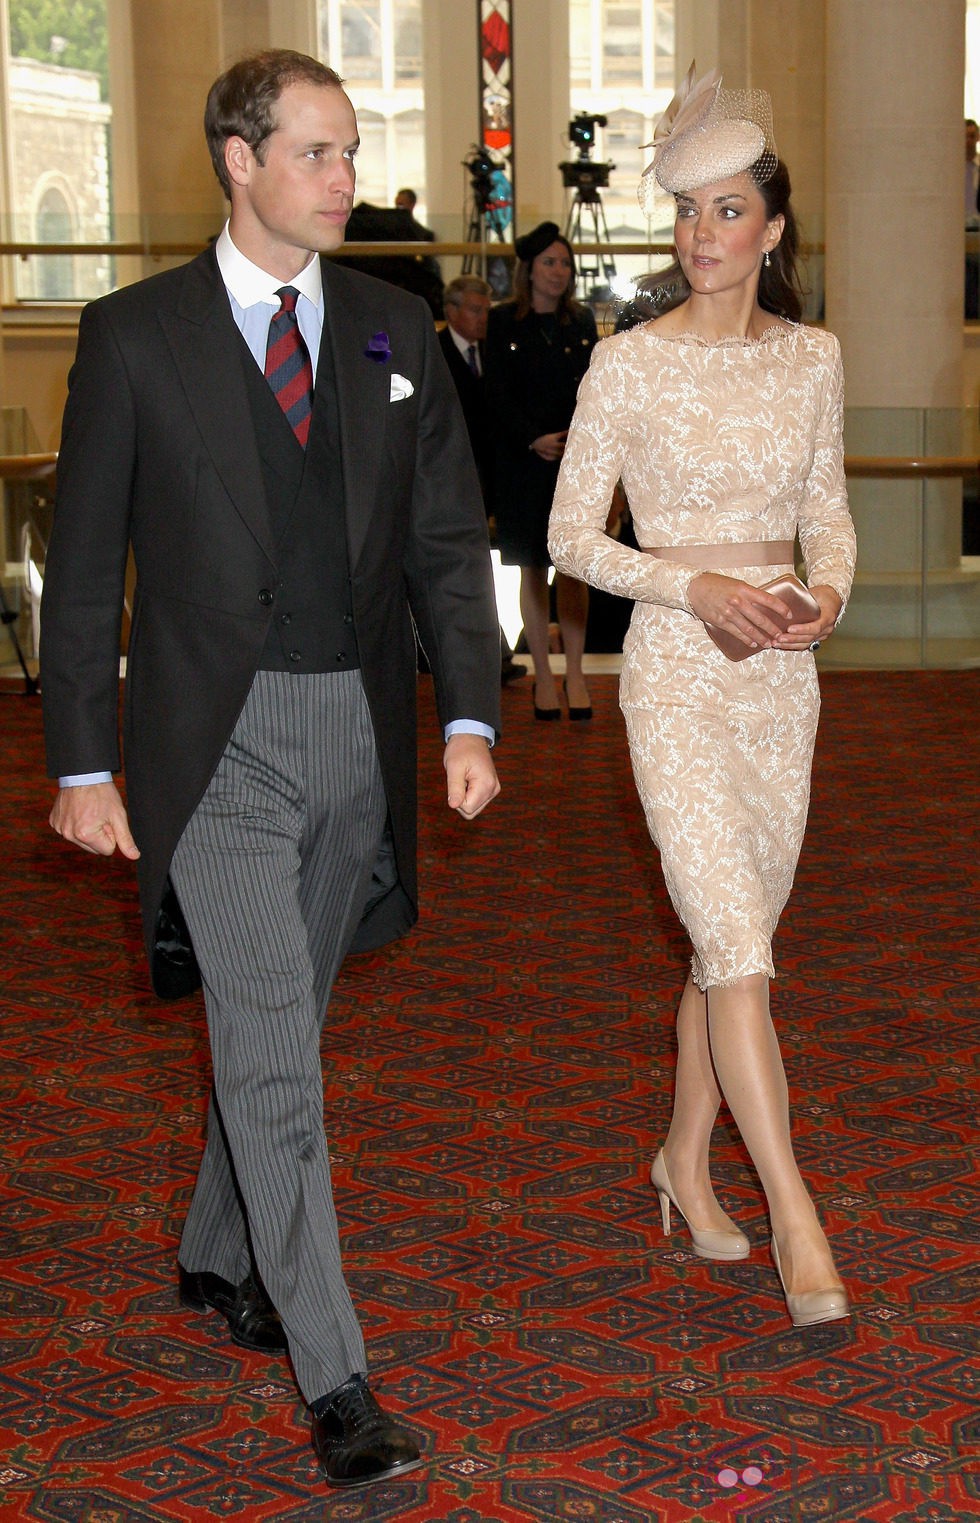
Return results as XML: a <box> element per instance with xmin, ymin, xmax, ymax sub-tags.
<box><xmin>825</xmin><ymin>0</ymin><xmax>967</xmax><ymax>660</ymax></box>
<box><xmin>511</xmin><ymin>0</ymin><xmax>570</xmax><ymax>232</ymax></box>
<box><xmin>129</xmin><ymin>0</ymin><xmax>226</xmax><ymax>248</ymax></box>
<box><xmin>825</xmin><ymin>0</ymin><xmax>962</xmax><ymax>407</ymax></box>
<box><xmin>673</xmin><ymin>0</ymin><xmax>826</xmax><ymax>307</ymax></box>
<box><xmin>422</xmin><ymin>0</ymin><xmax>483</xmax><ymax>242</ymax></box>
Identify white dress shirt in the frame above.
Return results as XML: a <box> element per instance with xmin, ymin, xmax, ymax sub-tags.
<box><xmin>447</xmin><ymin>322</ymin><xmax>482</xmax><ymax>376</ymax></box>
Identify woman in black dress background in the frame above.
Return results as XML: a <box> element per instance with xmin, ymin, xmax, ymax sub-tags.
<box><xmin>486</xmin><ymin>222</ymin><xmax>597</xmax><ymax>719</ymax></box>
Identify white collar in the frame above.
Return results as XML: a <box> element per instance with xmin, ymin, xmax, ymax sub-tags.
<box><xmin>447</xmin><ymin>322</ymin><xmax>477</xmax><ymax>360</ymax></box>
<box><xmin>215</xmin><ymin>223</ymin><xmax>323</xmax><ymax>310</ymax></box>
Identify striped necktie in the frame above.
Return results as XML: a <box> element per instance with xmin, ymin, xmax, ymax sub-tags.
<box><xmin>264</xmin><ymin>286</ymin><xmax>314</xmax><ymax>447</ymax></box>
<box><xmin>467</xmin><ymin>344</ymin><xmax>480</xmax><ymax>376</ymax></box>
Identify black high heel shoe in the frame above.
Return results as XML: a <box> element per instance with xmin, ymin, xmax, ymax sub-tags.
<box><xmin>533</xmin><ymin>684</ymin><xmax>561</xmax><ymax>721</ymax></box>
<box><xmin>563</xmin><ymin>680</ymin><xmax>592</xmax><ymax>722</ymax></box>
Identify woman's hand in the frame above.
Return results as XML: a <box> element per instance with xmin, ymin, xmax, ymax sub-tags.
<box><xmin>771</xmin><ymin>585</ymin><xmax>843</xmax><ymax>651</ymax></box>
<box><xmin>688</xmin><ymin>572</ymin><xmax>801</xmax><ymax>654</ymax></box>
<box><xmin>530</xmin><ymin>431</ymin><xmax>567</xmax><ymax>462</ymax></box>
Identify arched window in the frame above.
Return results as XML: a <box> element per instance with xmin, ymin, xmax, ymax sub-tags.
<box><xmin>36</xmin><ymin>186</ymin><xmax>74</xmax><ymax>299</ymax></box>
<box><xmin>395</xmin><ymin>4</ymin><xmax>422</xmax><ymax>84</ymax></box>
<box><xmin>318</xmin><ymin>1</ymin><xmax>425</xmax><ymax>206</ymax></box>
<box><xmin>392</xmin><ymin>108</ymin><xmax>424</xmax><ymax>206</ymax></box>
<box><xmin>353</xmin><ymin>109</ymin><xmax>387</xmax><ymax>204</ymax></box>
<box><xmin>3</xmin><ymin>0</ymin><xmax>112</xmax><ymax>300</ymax></box>
<box><xmin>340</xmin><ymin>2</ymin><xmax>381</xmax><ymax>84</ymax></box>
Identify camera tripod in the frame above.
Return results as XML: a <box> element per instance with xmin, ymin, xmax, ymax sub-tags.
<box><xmin>565</xmin><ymin>184</ymin><xmax>616</xmax><ymax>295</ymax></box>
<box><xmin>462</xmin><ymin>152</ymin><xmax>513</xmax><ymax>300</ymax></box>
<box><xmin>0</xmin><ymin>582</ymin><xmax>39</xmax><ymax>696</ymax></box>
<box><xmin>461</xmin><ymin>193</ymin><xmax>481</xmax><ymax>276</ymax></box>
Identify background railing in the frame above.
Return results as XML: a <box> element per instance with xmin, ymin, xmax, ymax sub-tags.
<box><xmin>3</xmin><ymin>339</ymin><xmax>977</xmax><ymax>682</ymax></box>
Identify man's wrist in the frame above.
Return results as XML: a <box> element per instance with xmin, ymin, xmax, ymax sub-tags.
<box><xmin>444</xmin><ymin>720</ymin><xmax>495</xmax><ymax>748</ymax></box>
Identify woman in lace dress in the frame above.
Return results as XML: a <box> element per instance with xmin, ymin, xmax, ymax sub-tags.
<box><xmin>549</xmin><ymin>68</ymin><xmax>856</xmax><ymax>1328</ymax></box>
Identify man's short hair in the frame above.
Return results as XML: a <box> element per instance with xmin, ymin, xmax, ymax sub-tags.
<box><xmin>444</xmin><ymin>275</ymin><xmax>493</xmax><ymax>308</ymax></box>
<box><xmin>205</xmin><ymin>50</ymin><xmax>344</xmax><ymax>199</ymax></box>
<box><xmin>395</xmin><ymin>187</ymin><xmax>417</xmax><ymax>209</ymax></box>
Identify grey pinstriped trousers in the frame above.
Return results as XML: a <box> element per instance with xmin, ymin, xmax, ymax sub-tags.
<box><xmin>169</xmin><ymin>669</ymin><xmax>387</xmax><ymax>1402</ymax></box>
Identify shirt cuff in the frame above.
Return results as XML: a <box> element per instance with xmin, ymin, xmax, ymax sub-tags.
<box><xmin>444</xmin><ymin>720</ymin><xmax>495</xmax><ymax>747</ymax></box>
<box><xmin>59</xmin><ymin>771</ymin><xmax>114</xmax><ymax>787</ymax></box>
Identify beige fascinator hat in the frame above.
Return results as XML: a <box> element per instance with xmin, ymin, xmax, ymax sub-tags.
<box><xmin>639</xmin><ymin>62</ymin><xmax>777</xmax><ymax>216</ymax></box>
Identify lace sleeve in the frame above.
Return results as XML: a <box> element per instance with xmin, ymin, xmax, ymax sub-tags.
<box><xmin>548</xmin><ymin>339</ymin><xmax>699</xmax><ymax>612</ymax></box>
<box><xmin>797</xmin><ymin>334</ymin><xmax>856</xmax><ymax>610</ymax></box>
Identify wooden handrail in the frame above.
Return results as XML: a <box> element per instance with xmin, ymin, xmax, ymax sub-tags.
<box><xmin>843</xmin><ymin>455</ymin><xmax>978</xmax><ymax>478</ymax></box>
<box><xmin>0</xmin><ymin>452</ymin><xmax>976</xmax><ymax>484</ymax></box>
<box><xmin>0</xmin><ymin>238</ymin><xmax>825</xmax><ymax>261</ymax></box>
<box><xmin>0</xmin><ymin>452</ymin><xmax>57</xmax><ymax>481</ymax></box>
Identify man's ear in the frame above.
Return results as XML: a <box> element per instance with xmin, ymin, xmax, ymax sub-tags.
<box><xmin>225</xmin><ymin>135</ymin><xmax>254</xmax><ymax>189</ymax></box>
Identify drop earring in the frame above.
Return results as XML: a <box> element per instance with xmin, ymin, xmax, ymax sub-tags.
<box><xmin>764</xmin><ymin>250</ymin><xmax>771</xmax><ymax>268</ymax></box>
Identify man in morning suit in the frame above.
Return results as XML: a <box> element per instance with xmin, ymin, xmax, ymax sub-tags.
<box><xmin>438</xmin><ymin>275</ymin><xmax>493</xmax><ymax>499</ymax></box>
<box><xmin>438</xmin><ymin>274</ymin><xmax>523</xmax><ymax>683</ymax></box>
<box><xmin>40</xmin><ymin>50</ymin><xmax>500</xmax><ymax>1492</ymax></box>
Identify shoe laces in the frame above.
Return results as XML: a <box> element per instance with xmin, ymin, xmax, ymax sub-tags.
<box><xmin>330</xmin><ymin>1377</ymin><xmax>383</xmax><ymax>1437</ymax></box>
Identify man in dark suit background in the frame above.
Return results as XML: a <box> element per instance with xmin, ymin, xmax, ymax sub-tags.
<box><xmin>439</xmin><ymin>275</ymin><xmax>524</xmax><ymax>683</ymax></box>
<box><xmin>439</xmin><ymin>276</ymin><xmax>492</xmax><ymax>494</ymax></box>
<box><xmin>41</xmin><ymin>50</ymin><xmax>500</xmax><ymax>1493</ymax></box>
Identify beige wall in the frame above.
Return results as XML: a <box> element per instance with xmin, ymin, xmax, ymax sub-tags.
<box><xmin>2</xmin><ymin>328</ymin><xmax>76</xmax><ymax>451</ymax></box>
<box><xmin>826</xmin><ymin>0</ymin><xmax>963</xmax><ymax>408</ymax></box>
<box><xmin>129</xmin><ymin>1</ymin><xmax>226</xmax><ymax>239</ymax></box>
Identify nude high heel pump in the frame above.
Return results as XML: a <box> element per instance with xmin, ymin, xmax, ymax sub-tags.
<box><xmin>650</xmin><ymin>1150</ymin><xmax>750</xmax><ymax>1261</ymax></box>
<box><xmin>770</xmin><ymin>1238</ymin><xmax>850</xmax><ymax>1328</ymax></box>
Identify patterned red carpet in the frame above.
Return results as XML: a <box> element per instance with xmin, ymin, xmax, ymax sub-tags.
<box><xmin>1</xmin><ymin>672</ymin><xmax>977</xmax><ymax>1522</ymax></box>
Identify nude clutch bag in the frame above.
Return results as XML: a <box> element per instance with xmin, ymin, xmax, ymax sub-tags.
<box><xmin>705</xmin><ymin>574</ymin><xmax>820</xmax><ymax>662</ymax></box>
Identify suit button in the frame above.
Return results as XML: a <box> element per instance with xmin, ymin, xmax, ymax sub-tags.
<box><xmin>289</xmin><ymin>650</ymin><xmax>302</xmax><ymax>663</ymax></box>
<box><xmin>280</xmin><ymin>613</ymin><xmax>292</xmax><ymax>626</ymax></box>
<box><xmin>258</xmin><ymin>588</ymin><xmax>273</xmax><ymax>606</ymax></box>
<box><xmin>335</xmin><ymin>652</ymin><xmax>347</xmax><ymax>663</ymax></box>
<box><xmin>343</xmin><ymin>613</ymin><xmax>353</xmax><ymax>625</ymax></box>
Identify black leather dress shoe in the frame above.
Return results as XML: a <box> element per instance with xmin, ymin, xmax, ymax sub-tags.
<box><xmin>178</xmin><ymin>1264</ymin><xmax>287</xmax><ymax>1354</ymax></box>
<box><xmin>312</xmin><ymin>1375</ymin><xmax>422</xmax><ymax>1488</ymax></box>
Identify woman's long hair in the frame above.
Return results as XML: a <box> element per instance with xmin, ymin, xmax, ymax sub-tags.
<box><xmin>628</xmin><ymin>158</ymin><xmax>806</xmax><ymax>325</ymax></box>
<box><xmin>511</xmin><ymin>233</ymin><xmax>584</xmax><ymax>324</ymax></box>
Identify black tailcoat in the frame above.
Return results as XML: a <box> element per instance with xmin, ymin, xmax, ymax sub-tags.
<box><xmin>42</xmin><ymin>250</ymin><xmax>500</xmax><ymax>995</ymax></box>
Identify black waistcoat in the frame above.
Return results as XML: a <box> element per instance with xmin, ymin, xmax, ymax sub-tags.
<box><xmin>239</xmin><ymin>327</ymin><xmax>360</xmax><ymax>674</ymax></box>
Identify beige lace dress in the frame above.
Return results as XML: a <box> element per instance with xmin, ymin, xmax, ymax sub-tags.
<box><xmin>549</xmin><ymin>322</ymin><xmax>856</xmax><ymax>989</ymax></box>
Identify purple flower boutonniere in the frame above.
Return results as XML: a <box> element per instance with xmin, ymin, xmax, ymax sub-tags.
<box><xmin>364</xmin><ymin>331</ymin><xmax>392</xmax><ymax>364</ymax></box>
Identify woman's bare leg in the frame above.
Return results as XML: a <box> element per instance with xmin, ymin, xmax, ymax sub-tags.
<box><xmin>659</xmin><ymin>974</ymin><xmax>744</xmax><ymax>1232</ymax></box>
<box><xmin>556</xmin><ymin>572</ymin><xmax>590</xmax><ymax>710</ymax></box>
<box><xmin>705</xmin><ymin>974</ymin><xmax>843</xmax><ymax>1295</ymax></box>
<box><xmin>519</xmin><ymin>565</ymin><xmax>558</xmax><ymax>710</ymax></box>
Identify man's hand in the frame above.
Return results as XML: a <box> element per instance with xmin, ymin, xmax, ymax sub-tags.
<box><xmin>49</xmin><ymin>781</ymin><xmax>141</xmax><ymax>859</ymax></box>
<box><xmin>444</xmin><ymin>734</ymin><xmax>500</xmax><ymax>820</ymax></box>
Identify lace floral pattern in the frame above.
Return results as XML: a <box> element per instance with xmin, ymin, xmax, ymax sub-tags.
<box><xmin>548</xmin><ymin>321</ymin><xmax>856</xmax><ymax>988</ymax></box>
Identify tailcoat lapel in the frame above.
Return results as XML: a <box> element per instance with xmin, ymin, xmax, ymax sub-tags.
<box><xmin>321</xmin><ymin>261</ymin><xmax>390</xmax><ymax>573</ymax></box>
<box><xmin>160</xmin><ymin>250</ymin><xmax>277</xmax><ymax>565</ymax></box>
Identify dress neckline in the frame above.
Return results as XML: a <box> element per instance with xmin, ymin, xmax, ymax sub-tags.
<box><xmin>644</xmin><ymin>321</ymin><xmax>798</xmax><ymax>350</ymax></box>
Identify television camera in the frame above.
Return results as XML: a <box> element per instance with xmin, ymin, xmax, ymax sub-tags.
<box><xmin>463</xmin><ymin>144</ymin><xmax>512</xmax><ymax>240</ymax></box>
<box><xmin>560</xmin><ymin>112</ymin><xmax>613</xmax><ymax>200</ymax></box>
<box><xmin>559</xmin><ymin>114</ymin><xmax>615</xmax><ymax>295</ymax></box>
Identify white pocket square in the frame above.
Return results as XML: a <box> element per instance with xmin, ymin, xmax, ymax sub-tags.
<box><xmin>389</xmin><ymin>373</ymin><xmax>414</xmax><ymax>402</ymax></box>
